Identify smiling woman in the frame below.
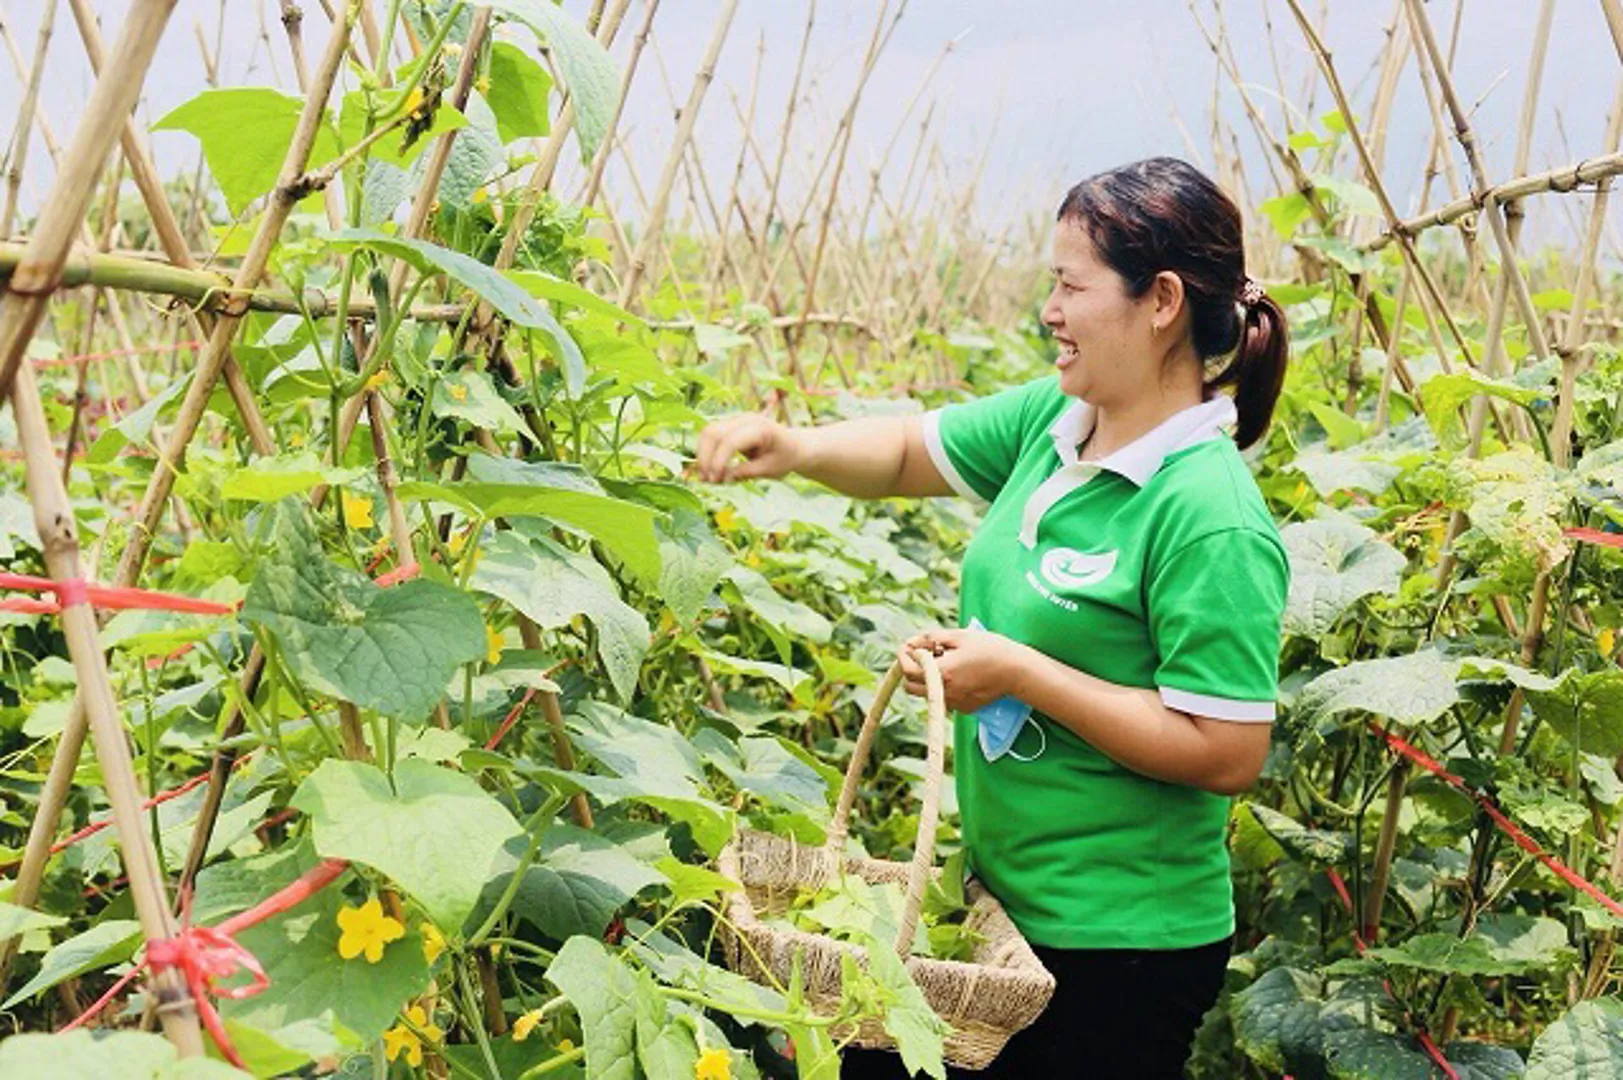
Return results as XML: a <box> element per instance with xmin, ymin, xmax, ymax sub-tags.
<box><xmin>698</xmin><ymin>156</ymin><xmax>1291</xmax><ymax>1078</ymax></box>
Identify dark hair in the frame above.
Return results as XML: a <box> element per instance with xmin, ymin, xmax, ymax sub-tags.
<box><xmin>1056</xmin><ymin>157</ymin><xmax>1288</xmax><ymax>450</ymax></box>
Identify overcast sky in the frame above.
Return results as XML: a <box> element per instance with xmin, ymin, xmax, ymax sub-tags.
<box><xmin>2</xmin><ymin>1</ymin><xmax>1617</xmax><ymax>256</ymax></box>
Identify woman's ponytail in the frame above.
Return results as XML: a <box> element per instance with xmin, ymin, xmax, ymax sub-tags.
<box><xmin>1207</xmin><ymin>287</ymin><xmax>1288</xmax><ymax>451</ymax></box>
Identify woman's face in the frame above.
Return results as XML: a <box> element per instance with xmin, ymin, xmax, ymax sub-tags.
<box><xmin>1041</xmin><ymin>219</ymin><xmax>1163</xmax><ymax>406</ymax></box>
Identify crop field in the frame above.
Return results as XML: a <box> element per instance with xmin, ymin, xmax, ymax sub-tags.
<box><xmin>0</xmin><ymin>1</ymin><xmax>1622</xmax><ymax>1077</ymax></box>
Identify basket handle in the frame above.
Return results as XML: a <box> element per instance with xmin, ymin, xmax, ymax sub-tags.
<box><xmin>820</xmin><ymin>647</ymin><xmax>948</xmax><ymax>958</ymax></box>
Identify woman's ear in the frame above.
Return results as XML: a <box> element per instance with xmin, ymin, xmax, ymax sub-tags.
<box><xmin>1151</xmin><ymin>270</ymin><xmax>1186</xmax><ymax>332</ymax></box>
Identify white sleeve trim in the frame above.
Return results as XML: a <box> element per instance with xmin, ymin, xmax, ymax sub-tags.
<box><xmin>920</xmin><ymin>409</ymin><xmax>986</xmax><ymax>504</ymax></box>
<box><xmin>1160</xmin><ymin>686</ymin><xmax>1275</xmax><ymax>723</ymax></box>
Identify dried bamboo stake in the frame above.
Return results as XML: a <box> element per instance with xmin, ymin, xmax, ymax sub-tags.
<box><xmin>1437</xmin><ymin>0</ymin><xmax>1559</xmax><ymax>589</ymax></box>
<box><xmin>577</xmin><ymin>0</ymin><xmax>660</xmax><ymax>211</ymax></box>
<box><xmin>0</xmin><ymin>0</ymin><xmax>206</xmax><ymax>1051</ymax></box>
<box><xmin>1404</xmin><ymin>0</ymin><xmax>1565</xmax><ymax>760</ymax></box>
<box><xmin>616</xmin><ymin>0</ymin><xmax>738</xmax><ymax>308</ymax></box>
<box><xmin>65</xmin><ymin>0</ymin><xmax>275</xmax><ymax>453</ymax></box>
<box><xmin>493</xmin><ymin>0</ymin><xmax>634</xmax><ymax>269</ymax></box>
<box><xmin>0</xmin><ymin>243</ymin><xmax>462</xmax><ymax>320</ymax></box>
<box><xmin>750</xmin><ymin>0</ymin><xmax>816</xmax><ymax>297</ymax></box>
<box><xmin>705</xmin><ymin>31</ymin><xmax>764</xmax><ymax>299</ymax></box>
<box><xmin>0</xmin><ymin>0</ymin><xmax>56</xmax><ymax>240</ymax></box>
<box><xmin>1368</xmin><ymin>151</ymin><xmax>1623</xmax><ymax>252</ymax></box>
<box><xmin>1283</xmin><ymin>0</ymin><xmax>1497</xmax><ymax>430</ymax></box>
<box><xmin>1551</xmin><ymin>81</ymin><xmax>1623</xmax><ymax>464</ymax></box>
<box><xmin>276</xmin><ymin>0</ymin><xmax>344</xmax><ymax>231</ymax></box>
<box><xmin>12</xmin><ymin>364</ymin><xmax>206</xmax><ymax>1054</ymax></box>
<box><xmin>4</xmin><ymin>8</ymin><xmax>357</xmax><ymax>953</ymax></box>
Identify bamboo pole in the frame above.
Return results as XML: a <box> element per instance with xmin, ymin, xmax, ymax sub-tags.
<box><xmin>2</xmin><ymin>8</ymin><xmax>357</xmax><ymax>962</ymax></box>
<box><xmin>65</xmin><ymin>0</ymin><xmax>276</xmax><ymax>455</ymax></box>
<box><xmin>0</xmin><ymin>242</ymin><xmax>462</xmax><ymax>320</ymax></box>
<box><xmin>0</xmin><ymin>0</ymin><xmax>176</xmax><ymax>399</ymax></box>
<box><xmin>1</xmin><ymin>0</ymin><xmax>56</xmax><ymax>241</ymax></box>
<box><xmin>616</xmin><ymin>0</ymin><xmax>737</xmax><ymax>308</ymax></box>
<box><xmin>578</xmin><ymin>0</ymin><xmax>661</xmax><ymax>211</ymax></box>
<box><xmin>0</xmin><ymin>0</ymin><xmax>207</xmax><ymax>1053</ymax></box>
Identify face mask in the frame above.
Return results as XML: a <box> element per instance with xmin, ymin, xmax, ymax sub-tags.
<box><xmin>968</xmin><ymin>618</ymin><xmax>1044</xmax><ymax>763</ymax></box>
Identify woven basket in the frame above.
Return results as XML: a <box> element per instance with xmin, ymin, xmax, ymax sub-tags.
<box><xmin>717</xmin><ymin>649</ymin><xmax>1055</xmax><ymax>1071</ymax></box>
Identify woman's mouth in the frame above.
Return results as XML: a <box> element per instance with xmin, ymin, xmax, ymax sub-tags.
<box><xmin>1055</xmin><ymin>342</ymin><xmax>1079</xmax><ymax>369</ymax></box>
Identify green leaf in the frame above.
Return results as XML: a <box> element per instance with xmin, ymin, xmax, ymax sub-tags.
<box><xmin>0</xmin><ymin>901</ymin><xmax>66</xmax><ymax>947</ymax></box>
<box><xmin>724</xmin><ymin>565</ymin><xmax>832</xmax><ymax>661</ymax></box>
<box><xmin>499</xmin><ymin>823</ymin><xmax>665</xmax><ymax>939</ymax></box>
<box><xmin>3</xmin><ymin>920</ymin><xmax>141</xmax><ymax>1008</ymax></box>
<box><xmin>153</xmin><ymin>88</ymin><xmax>341</xmax><ymax>216</ymax></box>
<box><xmin>1282</xmin><ymin>515</ymin><xmax>1406</xmax><ymax>637</ymax></box>
<box><xmin>220</xmin><ymin>452</ymin><xmax>366</xmax><ymax>502</ymax></box>
<box><xmin>653</xmin><ymin>857</ymin><xmax>742</xmax><ymax>906</ymax></box>
<box><xmin>633</xmin><ymin>970</ymin><xmax>700</xmax><ymax>1080</ymax></box>
<box><xmin>1230</xmin><ymin>967</ymin><xmax>1331</xmax><ymax>1075</ymax></box>
<box><xmin>1260</xmin><ymin>192</ymin><xmax>1316</xmax><ymax>239</ymax></box>
<box><xmin>471</xmin><ymin>532</ymin><xmax>650</xmax><ymax>700</ymax></box>
<box><xmin>0</xmin><ymin>1029</ymin><xmax>251</xmax><ymax>1079</ymax></box>
<box><xmin>1525</xmin><ymin>669</ymin><xmax>1623</xmax><ymax>757</ymax></box>
<box><xmin>657</xmin><ymin>510</ymin><xmax>732</xmax><ymax>624</ymax></box>
<box><xmin>695</xmin><ymin>730</ymin><xmax>830</xmax><ymax>821</ymax></box>
<box><xmin>87</xmin><ymin>375</ymin><xmax>189</xmax><ymax>465</ymax></box>
<box><xmin>242</xmin><ymin>504</ymin><xmax>487</xmax><ymax>720</ymax></box>
<box><xmin>547</xmin><ymin>936</ymin><xmax>640</xmax><ymax>1080</ymax></box>
<box><xmin>626</xmin><ymin>919</ymin><xmax>782</xmax><ymax>1016</ymax></box>
<box><xmin>863</xmin><ymin>945</ymin><xmax>949</xmax><ymax>1080</ymax></box>
<box><xmin>1290</xmin><ymin>417</ymin><xmax>1435</xmax><ymax>498</ymax></box>
<box><xmin>291</xmin><ymin>758</ymin><xmax>523</xmax><ymax>930</ymax></box>
<box><xmin>1248</xmin><ymin>803</ymin><xmax>1351</xmax><ymax>864</ymax></box>
<box><xmin>399</xmin><ymin>477</ymin><xmax>662</xmax><ymax>588</ymax></box>
<box><xmin>486</xmin><ymin>40</ymin><xmax>553</xmax><ymax>143</ymax></box>
<box><xmin>430</xmin><ymin>368</ymin><xmax>530</xmax><ymax>436</ymax></box>
<box><xmin>480</xmin><ymin>3</ymin><xmax>618</xmax><ymax>155</ymax></box>
<box><xmin>1527</xmin><ymin>999</ymin><xmax>1623</xmax><ymax>1078</ymax></box>
<box><xmin>329</xmin><ymin>229</ymin><xmax>583</xmax><ymax>373</ymax></box>
<box><xmin>219</xmin><ymin>854</ymin><xmax>429</xmax><ymax>1045</ymax></box>
<box><xmin>1324</xmin><ymin>1026</ymin><xmax>1524</xmax><ymax>1079</ymax></box>
<box><xmin>1295</xmin><ymin>651</ymin><xmax>1461</xmax><ymax>731</ymax></box>
<box><xmin>1312</xmin><ymin>173</ymin><xmax>1381</xmax><ymax>217</ymax></box>
<box><xmin>509</xmin><ymin>269</ymin><xmax>642</xmax><ymax>326</ymax></box>
<box><xmin>693</xmin><ymin>644</ymin><xmax>813</xmax><ymax>695</ymax></box>
<box><xmin>533</xmin><ymin>769</ymin><xmax>734</xmax><ymax>856</ymax></box>
<box><xmin>1421</xmin><ymin>369</ymin><xmax>1546</xmax><ymax>448</ymax></box>
<box><xmin>1448</xmin><ymin>448</ymin><xmax>1571</xmax><ymax>576</ymax></box>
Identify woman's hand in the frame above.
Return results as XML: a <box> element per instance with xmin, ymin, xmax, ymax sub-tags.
<box><xmin>899</xmin><ymin>628</ymin><xmax>1033</xmax><ymax>712</ymax></box>
<box><xmin>694</xmin><ymin>414</ymin><xmax>804</xmax><ymax>483</ymax></box>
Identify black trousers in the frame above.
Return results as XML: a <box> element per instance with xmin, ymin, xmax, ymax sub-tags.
<box><xmin>839</xmin><ymin>935</ymin><xmax>1232</xmax><ymax>1079</ymax></box>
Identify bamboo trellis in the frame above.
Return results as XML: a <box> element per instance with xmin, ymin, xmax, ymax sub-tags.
<box><xmin>1</xmin><ymin>0</ymin><xmax>1622</xmax><ymax>1063</ymax></box>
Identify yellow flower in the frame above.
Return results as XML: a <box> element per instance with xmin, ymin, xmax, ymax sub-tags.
<box><xmin>403</xmin><ymin>86</ymin><xmax>426</xmax><ymax>116</ymax></box>
<box><xmin>342</xmin><ymin>491</ymin><xmax>374</xmax><ymax>529</ymax></box>
<box><xmin>448</xmin><ymin>382</ymin><xmax>469</xmax><ymax>402</ymax></box>
<box><xmin>365</xmin><ymin>370</ymin><xmax>390</xmax><ymax>391</ymax></box>
<box><xmin>449</xmin><ymin>530</ymin><xmax>469</xmax><ymax>556</ymax></box>
<box><xmin>288</xmin><ymin>430</ymin><xmax>306</xmax><ymax>448</ymax></box>
<box><xmin>714</xmin><ymin>507</ymin><xmax>737</xmax><ymax>533</ymax></box>
<box><xmin>557</xmin><ymin>1038</ymin><xmax>574</xmax><ymax>1053</ymax></box>
<box><xmin>486</xmin><ymin>624</ymin><xmax>504</xmax><ymax>665</ymax></box>
<box><xmin>472</xmin><ymin>188</ymin><xmax>489</xmax><ymax>204</ymax></box>
<box><xmin>476</xmin><ymin>74</ymin><xmax>491</xmax><ymax>96</ymax></box>
<box><xmin>694</xmin><ymin>1047</ymin><xmax>731</xmax><ymax>1080</ymax></box>
<box><xmin>443</xmin><ymin>42</ymin><xmax>464</xmax><ymax>58</ymax></box>
<box><xmin>511</xmin><ymin>1008</ymin><xmax>544</xmax><ymax>1042</ymax></box>
<box><xmin>384</xmin><ymin>1004</ymin><xmax>442</xmax><ymax>1067</ymax></box>
<box><xmin>1601</xmin><ymin>628</ymin><xmax>1616</xmax><ymax>659</ymax></box>
<box><xmin>336</xmin><ymin>897</ymin><xmax>406</xmax><ymax>963</ymax></box>
<box><xmin>420</xmin><ymin>921</ymin><xmax>446</xmax><ymax>965</ymax></box>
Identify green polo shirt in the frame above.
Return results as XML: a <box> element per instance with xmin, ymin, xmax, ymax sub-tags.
<box><xmin>920</xmin><ymin>375</ymin><xmax>1288</xmax><ymax>950</ymax></box>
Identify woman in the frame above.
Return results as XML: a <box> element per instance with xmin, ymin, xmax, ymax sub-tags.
<box><xmin>696</xmin><ymin>157</ymin><xmax>1290</xmax><ymax>1078</ymax></box>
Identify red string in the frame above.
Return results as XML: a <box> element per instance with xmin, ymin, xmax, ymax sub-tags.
<box><xmin>60</xmin><ymin>859</ymin><xmax>348</xmax><ymax>1066</ymax></box>
<box><xmin>373</xmin><ymin>561</ymin><xmax>421</xmax><ymax>588</ymax></box>
<box><xmin>1322</xmin><ymin>866</ymin><xmax>1459</xmax><ymax>1078</ymax></box>
<box><xmin>1565</xmin><ymin>526</ymin><xmax>1623</xmax><ymax>550</ymax></box>
<box><xmin>0</xmin><ymin>572</ymin><xmax>238</xmax><ymax>617</ymax></box>
<box><xmin>30</xmin><ymin>339</ymin><xmax>206</xmax><ymax>369</ymax></box>
<box><xmin>486</xmin><ymin>687</ymin><xmax>539</xmax><ymax>751</ymax></box>
<box><xmin>1372</xmin><ymin>722</ymin><xmax>1623</xmax><ymax>922</ymax></box>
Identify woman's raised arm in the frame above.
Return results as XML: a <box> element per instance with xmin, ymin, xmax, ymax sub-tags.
<box><xmin>694</xmin><ymin>413</ymin><xmax>955</xmax><ymax>499</ymax></box>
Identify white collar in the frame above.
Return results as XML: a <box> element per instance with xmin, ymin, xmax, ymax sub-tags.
<box><xmin>1045</xmin><ymin>394</ymin><xmax>1237</xmax><ymax>486</ymax></box>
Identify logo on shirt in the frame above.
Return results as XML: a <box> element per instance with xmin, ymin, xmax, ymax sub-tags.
<box><xmin>1038</xmin><ymin>547</ymin><xmax>1118</xmax><ymax>590</ymax></box>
